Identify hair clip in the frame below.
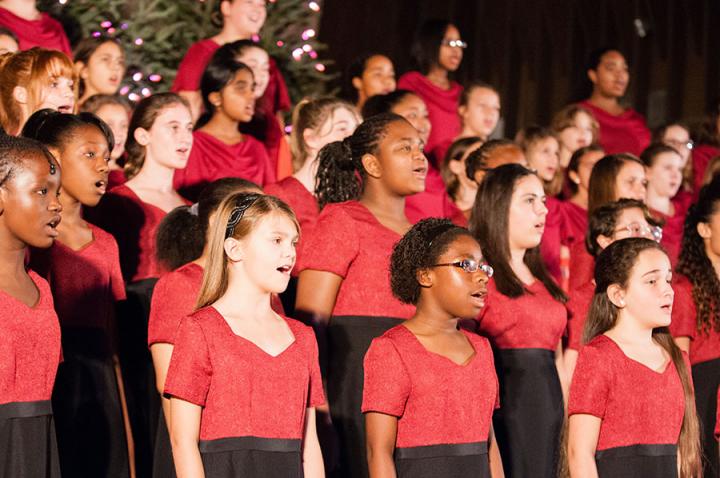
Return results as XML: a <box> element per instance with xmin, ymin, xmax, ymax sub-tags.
<box><xmin>189</xmin><ymin>202</ymin><xmax>199</xmax><ymax>216</ymax></box>
<box><xmin>225</xmin><ymin>193</ymin><xmax>261</xmax><ymax>239</ymax></box>
<box><xmin>48</xmin><ymin>159</ymin><xmax>56</xmax><ymax>175</ymax></box>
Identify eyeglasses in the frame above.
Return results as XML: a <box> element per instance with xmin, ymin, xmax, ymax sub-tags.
<box><xmin>441</xmin><ymin>39</ymin><xmax>468</xmax><ymax>49</ymax></box>
<box><xmin>665</xmin><ymin>139</ymin><xmax>694</xmax><ymax>151</ymax></box>
<box><xmin>430</xmin><ymin>258</ymin><xmax>494</xmax><ymax>277</ymax></box>
<box><xmin>613</xmin><ymin>222</ymin><xmax>663</xmax><ymax>242</ymax></box>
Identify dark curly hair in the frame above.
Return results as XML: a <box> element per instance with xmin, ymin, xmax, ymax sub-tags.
<box><xmin>676</xmin><ymin>175</ymin><xmax>720</xmax><ymax>333</ymax></box>
<box><xmin>391</xmin><ymin>218</ymin><xmax>475</xmax><ymax>304</ymax></box>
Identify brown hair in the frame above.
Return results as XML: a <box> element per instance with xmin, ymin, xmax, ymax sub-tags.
<box><xmin>196</xmin><ymin>193</ymin><xmax>299</xmax><ymax>309</ymax></box>
<box><xmin>73</xmin><ymin>36</ymin><xmax>125</xmax><ymax>99</ymax></box>
<box><xmin>566</xmin><ymin>144</ymin><xmax>604</xmax><ymax>195</ymax></box>
<box><xmin>585</xmin><ymin>198</ymin><xmax>659</xmax><ymax>257</ymax></box>
<box><xmin>124</xmin><ymin>92</ymin><xmax>190</xmax><ymax>179</ymax></box>
<box><xmin>587</xmin><ymin>153</ymin><xmax>644</xmax><ymax>213</ymax></box>
<box><xmin>516</xmin><ymin>125</ymin><xmax>563</xmax><ymax>196</ymax></box>
<box><xmin>458</xmin><ymin>80</ymin><xmax>498</xmax><ymax>108</ymax></box>
<box><xmin>584</xmin><ymin>238</ymin><xmax>701</xmax><ymax>478</ymax></box>
<box><xmin>551</xmin><ymin>104</ymin><xmax>599</xmax><ymax>144</ymax></box>
<box><xmin>441</xmin><ymin>136</ymin><xmax>483</xmax><ymax>200</ymax></box>
<box><xmin>0</xmin><ymin>48</ymin><xmax>75</xmax><ymax>135</ymax></box>
<box><xmin>80</xmin><ymin>93</ymin><xmax>131</xmax><ymax>115</ymax></box>
<box><xmin>290</xmin><ymin>96</ymin><xmax>358</xmax><ymax>171</ymax></box>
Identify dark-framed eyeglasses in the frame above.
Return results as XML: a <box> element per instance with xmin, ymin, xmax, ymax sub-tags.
<box><xmin>430</xmin><ymin>258</ymin><xmax>493</xmax><ymax>277</ymax></box>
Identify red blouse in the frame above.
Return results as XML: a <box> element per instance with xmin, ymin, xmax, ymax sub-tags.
<box><xmin>0</xmin><ymin>8</ymin><xmax>71</xmax><ymax>56</ymax></box>
<box><xmin>566</xmin><ymin>281</ymin><xmax>595</xmax><ymax>351</ymax></box>
<box><xmin>578</xmin><ymin>101</ymin><xmax>651</xmax><ymax>156</ymax></box>
<box><xmin>0</xmin><ymin>271</ymin><xmax>61</xmax><ymax>404</ymax></box>
<box><xmin>541</xmin><ymin>197</ymin><xmax>564</xmax><ymax>283</ymax></box>
<box><xmin>29</xmin><ymin>224</ymin><xmax>125</xmax><ymax>333</ymax></box>
<box><xmin>477</xmin><ymin>279</ymin><xmax>567</xmax><ymax>350</ymax></box>
<box><xmin>164</xmin><ymin>307</ymin><xmax>325</xmax><ymax>441</ymax></box>
<box><xmin>559</xmin><ymin>201</ymin><xmax>588</xmax><ymax>250</ymax></box>
<box><xmin>147</xmin><ymin>262</ymin><xmax>203</xmax><ymax>346</ymax></box>
<box><xmin>650</xmin><ymin>205</ymin><xmax>687</xmax><ymax>266</ymax></box>
<box><xmin>670</xmin><ymin>275</ymin><xmax>720</xmax><ymax>365</ymax></box>
<box><xmin>398</xmin><ymin>71</ymin><xmax>463</xmax><ymax>156</ymax></box>
<box><xmin>691</xmin><ymin>144</ymin><xmax>720</xmax><ymax>195</ymax></box>
<box><xmin>568</xmin><ymin>241</ymin><xmax>595</xmax><ymax>291</ymax></box>
<box><xmin>297</xmin><ymin>201</ymin><xmax>415</xmax><ymax>319</ymax></box>
<box><xmin>568</xmin><ymin>335</ymin><xmax>686</xmax><ymax>451</ymax></box>
<box><xmin>174</xmin><ymin>130</ymin><xmax>273</xmax><ymax>200</ymax></box>
<box><xmin>362</xmin><ymin>326</ymin><xmax>498</xmax><ymax>448</ymax></box>
<box><xmin>264</xmin><ymin>176</ymin><xmax>318</xmax><ymax>238</ymax></box>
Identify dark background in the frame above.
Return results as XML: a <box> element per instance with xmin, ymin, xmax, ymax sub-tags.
<box><xmin>319</xmin><ymin>0</ymin><xmax>719</xmax><ymax>137</ymax></box>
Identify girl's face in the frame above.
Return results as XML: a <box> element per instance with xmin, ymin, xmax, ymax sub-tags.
<box><xmin>437</xmin><ymin>24</ymin><xmax>463</xmax><ymax>72</ymax></box>
<box><xmin>559</xmin><ymin>111</ymin><xmax>594</xmax><ymax>152</ymax></box>
<box><xmin>608</xmin><ymin>207</ymin><xmax>658</xmax><ymax>244</ymax></box>
<box><xmin>38</xmin><ymin>76</ymin><xmax>75</xmax><ymax>114</ymax></box>
<box><xmin>94</xmin><ymin>103</ymin><xmax>129</xmax><ymax>161</ymax></box>
<box><xmin>617</xmin><ymin>248</ymin><xmax>673</xmax><ymax>329</ymax></box>
<box><xmin>307</xmin><ymin>107</ymin><xmax>358</xmax><ymax>154</ymax></box>
<box><xmin>699</xmin><ymin>206</ymin><xmax>720</xmax><ymax>263</ymax></box>
<box><xmin>0</xmin><ymin>152</ymin><xmax>62</xmax><ymax>249</ymax></box>
<box><xmin>54</xmin><ymin>125</ymin><xmax>111</xmax><ymax>207</ymax></box>
<box><xmin>589</xmin><ymin>50</ymin><xmax>629</xmax><ymax>98</ymax></box>
<box><xmin>141</xmin><ymin>103</ymin><xmax>194</xmax><ymax>170</ymax></box>
<box><xmin>461</xmin><ymin>87</ymin><xmax>500</xmax><ymax>139</ymax></box>
<box><xmin>571</xmin><ymin>149</ymin><xmax>604</xmax><ymax>193</ymax></box>
<box><xmin>427</xmin><ymin>234</ymin><xmax>490</xmax><ymax>317</ymax></box>
<box><xmin>236</xmin><ymin>46</ymin><xmax>269</xmax><ymax>99</ymax></box>
<box><xmin>80</xmin><ymin>41</ymin><xmax>126</xmax><ymax>96</ymax></box>
<box><xmin>0</xmin><ymin>34</ymin><xmax>18</xmax><ymax>55</ymax></box>
<box><xmin>614</xmin><ymin>160</ymin><xmax>647</xmax><ymax>201</ymax></box>
<box><xmin>646</xmin><ymin>151</ymin><xmax>683</xmax><ymax>199</ymax></box>
<box><xmin>373</xmin><ymin>119</ymin><xmax>427</xmax><ymax>196</ymax></box>
<box><xmin>391</xmin><ymin>94</ymin><xmax>431</xmax><ymax>147</ymax></box>
<box><xmin>224</xmin><ymin>0</ymin><xmax>267</xmax><ymax>37</ymax></box>
<box><xmin>354</xmin><ymin>55</ymin><xmax>396</xmax><ymax>102</ymax></box>
<box><xmin>235</xmin><ymin>211</ymin><xmax>298</xmax><ymax>293</ymax></box>
<box><xmin>449</xmin><ymin>141</ymin><xmax>482</xmax><ymax>190</ymax></box>
<box><xmin>217</xmin><ymin>69</ymin><xmax>255</xmax><ymax>123</ymax></box>
<box><xmin>526</xmin><ymin>136</ymin><xmax>560</xmax><ymax>182</ymax></box>
<box><xmin>661</xmin><ymin>125</ymin><xmax>692</xmax><ymax>167</ymax></box>
<box><xmin>508</xmin><ymin>174</ymin><xmax>548</xmax><ymax>250</ymax></box>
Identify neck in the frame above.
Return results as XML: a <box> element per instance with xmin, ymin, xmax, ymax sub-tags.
<box><xmin>459</xmin><ymin>127</ymin><xmax>485</xmax><ymax>140</ymax></box>
<box><xmin>559</xmin><ymin>146</ymin><xmax>572</xmax><ymax>169</ymax></box>
<box><xmin>455</xmin><ymin>183</ymin><xmax>477</xmax><ymax>211</ymax></box>
<box><xmin>214</xmin><ymin>24</ymin><xmax>253</xmax><ymax>44</ymax></box>
<box><xmin>202</xmin><ymin>112</ymin><xmax>242</xmax><ymax>142</ymax></box>
<box><xmin>509</xmin><ymin>246</ymin><xmax>526</xmax><ymax>270</ymax></box>
<box><xmin>410</xmin><ymin>301</ymin><xmax>460</xmax><ymax>334</ymax></box>
<box><xmin>360</xmin><ymin>181</ymin><xmax>407</xmax><ymax>222</ymax></box>
<box><xmin>588</xmin><ymin>91</ymin><xmax>621</xmax><ymax>113</ymax></box>
<box><xmin>609</xmin><ymin>312</ymin><xmax>655</xmax><ymax>345</ymax></box>
<box><xmin>57</xmin><ymin>190</ymin><xmax>85</xmax><ymax>229</ymax></box>
<box><xmin>293</xmin><ymin>155</ymin><xmax>318</xmax><ymax>194</ymax></box>
<box><xmin>645</xmin><ymin>189</ymin><xmax>672</xmax><ymax>214</ymax></box>
<box><xmin>129</xmin><ymin>157</ymin><xmax>176</xmax><ymax>192</ymax></box>
<box><xmin>0</xmin><ymin>0</ymin><xmax>39</xmax><ymax>19</ymax></box>
<box><xmin>215</xmin><ymin>267</ymin><xmax>273</xmax><ymax>318</ymax></box>
<box><xmin>0</xmin><ymin>226</ymin><xmax>30</xmax><ymax>279</ymax></box>
<box><xmin>426</xmin><ymin>65</ymin><xmax>449</xmax><ymax>88</ymax></box>
<box><xmin>570</xmin><ymin>189</ymin><xmax>588</xmax><ymax>209</ymax></box>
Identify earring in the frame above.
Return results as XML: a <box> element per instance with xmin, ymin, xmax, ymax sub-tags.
<box><xmin>619</xmin><ymin>299</ymin><xmax>625</xmax><ymax>307</ymax></box>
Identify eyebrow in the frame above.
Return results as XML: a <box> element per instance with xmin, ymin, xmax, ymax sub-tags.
<box><xmin>641</xmin><ymin>269</ymin><xmax>662</xmax><ymax>277</ymax></box>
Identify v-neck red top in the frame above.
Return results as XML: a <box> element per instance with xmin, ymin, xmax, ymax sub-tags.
<box><xmin>0</xmin><ymin>271</ymin><xmax>61</xmax><ymax>404</ymax></box>
<box><xmin>164</xmin><ymin>307</ymin><xmax>325</xmax><ymax>441</ymax></box>
<box><xmin>670</xmin><ymin>275</ymin><xmax>720</xmax><ymax>365</ymax></box>
<box><xmin>363</xmin><ymin>325</ymin><xmax>498</xmax><ymax>448</ymax></box>
<box><xmin>569</xmin><ymin>335</ymin><xmax>687</xmax><ymax>451</ymax></box>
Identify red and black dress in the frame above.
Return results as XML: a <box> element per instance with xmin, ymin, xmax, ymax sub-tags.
<box><xmin>164</xmin><ymin>308</ymin><xmax>325</xmax><ymax>477</ymax></box>
<box><xmin>362</xmin><ymin>326</ymin><xmax>498</xmax><ymax>477</ymax></box>
<box><xmin>297</xmin><ymin>200</ymin><xmax>415</xmax><ymax>478</ymax></box>
<box><xmin>671</xmin><ymin>275</ymin><xmax>719</xmax><ymax>478</ymax></box>
<box><xmin>30</xmin><ymin>224</ymin><xmax>129</xmax><ymax>477</ymax></box>
<box><xmin>0</xmin><ymin>271</ymin><xmax>62</xmax><ymax>477</ymax></box>
<box><xmin>569</xmin><ymin>334</ymin><xmax>687</xmax><ymax>477</ymax></box>
<box><xmin>477</xmin><ymin>279</ymin><xmax>567</xmax><ymax>478</ymax></box>
<box><xmin>566</xmin><ymin>280</ymin><xmax>595</xmax><ymax>352</ymax></box>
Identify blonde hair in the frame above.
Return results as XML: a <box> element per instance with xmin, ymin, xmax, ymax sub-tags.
<box><xmin>290</xmin><ymin>96</ymin><xmax>358</xmax><ymax>171</ymax></box>
<box><xmin>0</xmin><ymin>48</ymin><xmax>76</xmax><ymax>135</ymax></box>
<box><xmin>196</xmin><ymin>193</ymin><xmax>299</xmax><ymax>309</ymax></box>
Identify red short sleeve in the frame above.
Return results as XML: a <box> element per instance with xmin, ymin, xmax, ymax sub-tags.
<box><xmin>670</xmin><ymin>279</ymin><xmax>697</xmax><ymax>340</ymax></box>
<box><xmin>164</xmin><ymin>316</ymin><xmax>212</xmax><ymax>406</ymax></box>
<box><xmin>362</xmin><ymin>337</ymin><xmax>411</xmax><ymax>417</ymax></box>
<box><xmin>108</xmin><ymin>237</ymin><xmax>126</xmax><ymax>302</ymax></box>
<box><xmin>568</xmin><ymin>343</ymin><xmax>612</xmax><ymax>419</ymax></box>
<box><xmin>297</xmin><ymin>205</ymin><xmax>359</xmax><ymax>278</ymax></box>
<box><xmin>307</xmin><ymin>331</ymin><xmax>325</xmax><ymax>408</ymax></box>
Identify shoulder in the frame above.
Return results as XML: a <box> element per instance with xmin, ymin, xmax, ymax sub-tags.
<box><xmin>317</xmin><ymin>201</ymin><xmax>359</xmax><ymax>224</ymax></box>
<box><xmin>88</xmin><ymin>223</ymin><xmax>119</xmax><ymax>249</ymax></box>
<box><xmin>185</xmin><ymin>39</ymin><xmax>219</xmax><ymax>58</ymax></box>
<box><xmin>40</xmin><ymin>12</ymin><xmax>63</xmax><ymax>28</ymax></box>
<box><xmin>580</xmin><ymin>335</ymin><xmax>617</xmax><ymax>361</ymax></box>
<box><xmin>397</xmin><ymin>71</ymin><xmax>425</xmax><ymax>87</ymax></box>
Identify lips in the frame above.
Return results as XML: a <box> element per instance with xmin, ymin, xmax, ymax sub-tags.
<box><xmin>95</xmin><ymin>179</ymin><xmax>107</xmax><ymax>194</ymax></box>
<box><xmin>276</xmin><ymin>264</ymin><xmax>293</xmax><ymax>276</ymax></box>
<box><xmin>660</xmin><ymin>303</ymin><xmax>673</xmax><ymax>314</ymax></box>
<box><xmin>470</xmin><ymin>290</ymin><xmax>487</xmax><ymax>308</ymax></box>
<box><xmin>46</xmin><ymin>215</ymin><xmax>61</xmax><ymax>237</ymax></box>
<box><xmin>57</xmin><ymin>104</ymin><xmax>73</xmax><ymax>114</ymax></box>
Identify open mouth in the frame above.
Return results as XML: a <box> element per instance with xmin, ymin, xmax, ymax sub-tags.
<box><xmin>470</xmin><ymin>290</ymin><xmax>487</xmax><ymax>307</ymax></box>
<box><xmin>57</xmin><ymin>104</ymin><xmax>73</xmax><ymax>113</ymax></box>
<box><xmin>176</xmin><ymin>147</ymin><xmax>189</xmax><ymax>156</ymax></box>
<box><xmin>95</xmin><ymin>179</ymin><xmax>106</xmax><ymax>193</ymax></box>
<box><xmin>46</xmin><ymin>215</ymin><xmax>61</xmax><ymax>236</ymax></box>
<box><xmin>412</xmin><ymin>164</ymin><xmax>428</xmax><ymax>178</ymax></box>
<box><xmin>660</xmin><ymin>303</ymin><xmax>672</xmax><ymax>313</ymax></box>
<box><xmin>276</xmin><ymin>265</ymin><xmax>293</xmax><ymax>275</ymax></box>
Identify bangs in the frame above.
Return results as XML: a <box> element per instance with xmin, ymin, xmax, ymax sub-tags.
<box><xmin>34</xmin><ymin>51</ymin><xmax>74</xmax><ymax>84</ymax></box>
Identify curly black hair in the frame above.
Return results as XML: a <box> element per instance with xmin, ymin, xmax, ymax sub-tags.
<box><xmin>390</xmin><ymin>218</ymin><xmax>475</xmax><ymax>304</ymax></box>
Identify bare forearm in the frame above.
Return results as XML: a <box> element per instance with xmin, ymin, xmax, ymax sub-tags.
<box><xmin>171</xmin><ymin>440</ymin><xmax>205</xmax><ymax>478</ymax></box>
<box><xmin>367</xmin><ymin>448</ymin><xmax>397</xmax><ymax>478</ymax></box>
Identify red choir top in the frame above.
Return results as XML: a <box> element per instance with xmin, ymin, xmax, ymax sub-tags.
<box><xmin>164</xmin><ymin>308</ymin><xmax>325</xmax><ymax>441</ymax></box>
<box><xmin>398</xmin><ymin>71</ymin><xmax>462</xmax><ymax>156</ymax></box>
<box><xmin>477</xmin><ymin>279</ymin><xmax>567</xmax><ymax>350</ymax></box>
<box><xmin>0</xmin><ymin>271</ymin><xmax>61</xmax><ymax>404</ymax></box>
<box><xmin>0</xmin><ymin>8</ymin><xmax>71</xmax><ymax>56</ymax></box>
<box><xmin>174</xmin><ymin>130</ymin><xmax>273</xmax><ymax>201</ymax></box>
<box><xmin>405</xmin><ymin>166</ymin><xmax>465</xmax><ymax>225</ymax></box>
<box><xmin>568</xmin><ymin>334</ymin><xmax>687</xmax><ymax>451</ymax></box>
<box><xmin>148</xmin><ymin>262</ymin><xmax>204</xmax><ymax>346</ymax></box>
<box><xmin>670</xmin><ymin>275</ymin><xmax>720</xmax><ymax>365</ymax></box>
<box><xmin>559</xmin><ymin>201</ymin><xmax>588</xmax><ymax>250</ymax></box>
<box><xmin>297</xmin><ymin>201</ymin><xmax>415</xmax><ymax>319</ymax></box>
<box><xmin>691</xmin><ymin>144</ymin><xmax>720</xmax><ymax>195</ymax></box>
<box><xmin>578</xmin><ymin>101</ymin><xmax>650</xmax><ymax>156</ymax></box>
<box><xmin>107</xmin><ymin>169</ymin><xmax>127</xmax><ymax>191</ymax></box>
<box><xmin>541</xmin><ymin>197</ymin><xmax>564</xmax><ymax>283</ymax></box>
<box><xmin>566</xmin><ymin>281</ymin><xmax>595</xmax><ymax>351</ymax></box>
<box><xmin>362</xmin><ymin>325</ymin><xmax>498</xmax><ymax>448</ymax></box>
<box><xmin>568</xmin><ymin>241</ymin><xmax>595</xmax><ymax>291</ymax></box>
<box><xmin>650</xmin><ymin>205</ymin><xmax>688</xmax><ymax>266</ymax></box>
<box><xmin>29</xmin><ymin>224</ymin><xmax>125</xmax><ymax>334</ymax></box>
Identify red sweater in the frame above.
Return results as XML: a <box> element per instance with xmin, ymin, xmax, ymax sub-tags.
<box><xmin>0</xmin><ymin>8</ymin><xmax>70</xmax><ymax>56</ymax></box>
<box><xmin>579</xmin><ymin>101</ymin><xmax>650</xmax><ymax>156</ymax></box>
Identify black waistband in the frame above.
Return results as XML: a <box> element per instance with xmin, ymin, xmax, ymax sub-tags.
<box><xmin>199</xmin><ymin>436</ymin><xmax>302</xmax><ymax>454</ymax></box>
<box><xmin>495</xmin><ymin>348</ymin><xmax>555</xmax><ymax>358</ymax></box>
<box><xmin>330</xmin><ymin>315</ymin><xmax>404</xmax><ymax>330</ymax></box>
<box><xmin>395</xmin><ymin>441</ymin><xmax>488</xmax><ymax>460</ymax></box>
<box><xmin>595</xmin><ymin>443</ymin><xmax>678</xmax><ymax>459</ymax></box>
<box><xmin>0</xmin><ymin>400</ymin><xmax>52</xmax><ymax>420</ymax></box>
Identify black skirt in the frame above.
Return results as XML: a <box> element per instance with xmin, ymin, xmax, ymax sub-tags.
<box><xmin>152</xmin><ymin>405</ymin><xmax>175</xmax><ymax>478</ymax></box>
<box><xmin>492</xmin><ymin>348</ymin><xmax>563</xmax><ymax>478</ymax></box>
<box><xmin>595</xmin><ymin>444</ymin><xmax>677</xmax><ymax>477</ymax></box>
<box><xmin>199</xmin><ymin>436</ymin><xmax>303</xmax><ymax>477</ymax></box>
<box><xmin>0</xmin><ymin>400</ymin><xmax>61</xmax><ymax>478</ymax></box>
<box><xmin>326</xmin><ymin>315</ymin><xmax>404</xmax><ymax>478</ymax></box>
<box><xmin>692</xmin><ymin>357</ymin><xmax>720</xmax><ymax>478</ymax></box>
<box><xmin>395</xmin><ymin>441</ymin><xmax>490</xmax><ymax>478</ymax></box>
<box><xmin>52</xmin><ymin>327</ymin><xmax>130</xmax><ymax>478</ymax></box>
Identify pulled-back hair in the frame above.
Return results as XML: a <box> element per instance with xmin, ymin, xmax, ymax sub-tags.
<box><xmin>21</xmin><ymin>108</ymin><xmax>115</xmax><ymax>153</ymax></box>
<box><xmin>464</xmin><ymin>138</ymin><xmax>517</xmax><ymax>182</ymax></box>
<box><xmin>469</xmin><ymin>163</ymin><xmax>567</xmax><ymax>302</ymax></box>
<box><xmin>566</xmin><ymin>144</ymin><xmax>604</xmax><ymax>195</ymax></box>
<box><xmin>80</xmin><ymin>93</ymin><xmax>131</xmax><ymax>116</ymax></box>
<box><xmin>640</xmin><ymin>142</ymin><xmax>681</xmax><ymax>168</ymax></box>
<box><xmin>441</xmin><ymin>136</ymin><xmax>482</xmax><ymax>200</ymax></box>
<box><xmin>584</xmin><ymin>238</ymin><xmax>701</xmax><ymax>478</ymax></box>
<box><xmin>0</xmin><ymin>134</ymin><xmax>57</xmax><ymax>188</ymax></box>
<box><xmin>346</xmin><ymin>52</ymin><xmax>394</xmax><ymax>103</ymax></box>
<box><xmin>585</xmin><ymin>198</ymin><xmax>659</xmax><ymax>257</ymax></box>
<box><xmin>410</xmin><ymin>19</ymin><xmax>454</xmax><ymax>75</ymax></box>
<box><xmin>360</xmin><ymin>89</ymin><xmax>416</xmax><ymax>119</ymax></box>
<box><xmin>587</xmin><ymin>153</ymin><xmax>644</xmax><ymax>213</ymax></box>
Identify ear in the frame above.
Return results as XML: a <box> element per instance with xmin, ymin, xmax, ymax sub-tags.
<box><xmin>416</xmin><ymin>267</ymin><xmax>433</xmax><ymax>288</ymax></box>
<box><xmin>587</xmin><ymin>69</ymin><xmax>597</xmax><ymax>85</ymax></box>
<box><xmin>220</xmin><ymin>0</ymin><xmax>231</xmax><ymax>17</ymax></box>
<box><xmin>568</xmin><ymin>170</ymin><xmax>581</xmax><ymax>185</ymax></box>
<box><xmin>12</xmin><ymin>86</ymin><xmax>27</xmax><ymax>105</ymax></box>
<box><xmin>133</xmin><ymin>127</ymin><xmax>150</xmax><ymax>146</ymax></box>
<box><xmin>223</xmin><ymin>237</ymin><xmax>244</xmax><ymax>262</ymax></box>
<box><xmin>74</xmin><ymin>61</ymin><xmax>88</xmax><ymax>79</ymax></box>
<box><xmin>351</xmin><ymin>76</ymin><xmax>363</xmax><ymax>91</ymax></box>
<box><xmin>458</xmin><ymin>104</ymin><xmax>468</xmax><ymax>119</ymax></box>
<box><xmin>208</xmin><ymin>91</ymin><xmax>222</xmax><ymax>108</ymax></box>
<box><xmin>448</xmin><ymin>158</ymin><xmax>464</xmax><ymax>176</ymax></box>
<box><xmin>606</xmin><ymin>283</ymin><xmax>626</xmax><ymax>308</ymax></box>
<box><xmin>361</xmin><ymin>153</ymin><xmax>382</xmax><ymax>179</ymax></box>
<box><xmin>596</xmin><ymin>234</ymin><xmax>613</xmax><ymax>251</ymax></box>
<box><xmin>303</xmin><ymin>128</ymin><xmax>322</xmax><ymax>152</ymax></box>
<box><xmin>697</xmin><ymin>221</ymin><xmax>712</xmax><ymax>240</ymax></box>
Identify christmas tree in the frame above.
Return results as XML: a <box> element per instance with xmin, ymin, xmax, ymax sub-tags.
<box><xmin>40</xmin><ymin>0</ymin><xmax>335</xmax><ymax>103</ymax></box>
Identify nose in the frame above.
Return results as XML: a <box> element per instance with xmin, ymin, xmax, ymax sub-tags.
<box><xmin>49</xmin><ymin>193</ymin><xmax>62</xmax><ymax>213</ymax></box>
<box><xmin>97</xmin><ymin>156</ymin><xmax>110</xmax><ymax>174</ymax></box>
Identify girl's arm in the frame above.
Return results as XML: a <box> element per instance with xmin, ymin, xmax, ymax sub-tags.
<box><xmin>488</xmin><ymin>425</ymin><xmax>505</xmax><ymax>478</ymax></box>
<box><xmin>295</xmin><ymin>270</ymin><xmax>343</xmax><ymax>324</ymax></box>
<box><xmin>302</xmin><ymin>407</ymin><xmax>325</xmax><ymax>478</ymax></box>
<box><xmin>555</xmin><ymin>340</ymin><xmax>569</xmax><ymax>406</ymax></box>
<box><xmin>150</xmin><ymin>343</ymin><xmax>174</xmax><ymax>434</ymax></box>
<box><xmin>567</xmin><ymin>414</ymin><xmax>601</xmax><ymax>478</ymax></box>
<box><xmin>564</xmin><ymin>349</ymin><xmax>579</xmax><ymax>386</ymax></box>
<box><xmin>365</xmin><ymin>412</ymin><xmax>398</xmax><ymax>478</ymax></box>
<box><xmin>169</xmin><ymin>398</ymin><xmax>204</xmax><ymax>478</ymax></box>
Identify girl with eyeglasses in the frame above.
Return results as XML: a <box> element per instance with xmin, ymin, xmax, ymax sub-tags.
<box><xmin>469</xmin><ymin>164</ymin><xmax>568</xmax><ymax>478</ymax></box>
<box><xmin>363</xmin><ymin>218</ymin><xmax>503</xmax><ymax>478</ymax></box>
<box><xmin>398</xmin><ymin>19</ymin><xmax>465</xmax><ymax>162</ymax></box>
